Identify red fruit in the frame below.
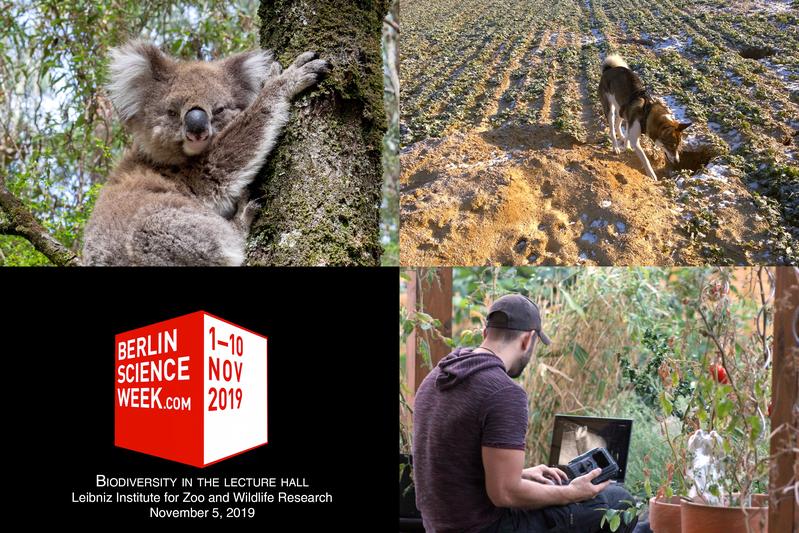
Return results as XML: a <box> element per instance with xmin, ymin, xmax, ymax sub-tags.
<box><xmin>709</xmin><ymin>364</ymin><xmax>729</xmax><ymax>384</ymax></box>
<box><xmin>767</xmin><ymin>402</ymin><xmax>773</xmax><ymax>417</ymax></box>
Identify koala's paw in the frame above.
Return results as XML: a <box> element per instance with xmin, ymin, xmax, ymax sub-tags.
<box><xmin>267</xmin><ymin>61</ymin><xmax>283</xmax><ymax>78</ymax></box>
<box><xmin>291</xmin><ymin>51</ymin><xmax>320</xmax><ymax>69</ymax></box>
<box><xmin>285</xmin><ymin>52</ymin><xmax>331</xmax><ymax>98</ymax></box>
<box><xmin>234</xmin><ymin>197</ymin><xmax>264</xmax><ymax>233</ymax></box>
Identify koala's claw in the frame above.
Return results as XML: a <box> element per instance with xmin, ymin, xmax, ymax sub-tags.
<box><xmin>291</xmin><ymin>51</ymin><xmax>319</xmax><ymax>69</ymax></box>
<box><xmin>267</xmin><ymin>62</ymin><xmax>283</xmax><ymax>78</ymax></box>
<box><xmin>304</xmin><ymin>58</ymin><xmax>332</xmax><ymax>76</ymax></box>
<box><xmin>285</xmin><ymin>58</ymin><xmax>332</xmax><ymax>97</ymax></box>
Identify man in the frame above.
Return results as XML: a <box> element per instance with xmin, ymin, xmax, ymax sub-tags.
<box><xmin>413</xmin><ymin>294</ymin><xmax>637</xmax><ymax>533</ymax></box>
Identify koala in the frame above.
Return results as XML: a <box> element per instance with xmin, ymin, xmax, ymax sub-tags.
<box><xmin>82</xmin><ymin>40</ymin><xmax>330</xmax><ymax>265</ymax></box>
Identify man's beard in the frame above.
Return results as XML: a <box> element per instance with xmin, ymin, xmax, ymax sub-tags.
<box><xmin>507</xmin><ymin>341</ymin><xmax>534</xmax><ymax>378</ymax></box>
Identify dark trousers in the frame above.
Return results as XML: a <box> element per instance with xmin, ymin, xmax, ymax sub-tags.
<box><xmin>479</xmin><ymin>484</ymin><xmax>638</xmax><ymax>533</ymax></box>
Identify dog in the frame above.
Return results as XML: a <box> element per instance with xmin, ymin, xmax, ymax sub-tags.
<box><xmin>599</xmin><ymin>55</ymin><xmax>691</xmax><ymax>179</ymax></box>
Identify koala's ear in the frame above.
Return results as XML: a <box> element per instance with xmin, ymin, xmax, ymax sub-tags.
<box><xmin>107</xmin><ymin>41</ymin><xmax>175</xmax><ymax>122</ymax></box>
<box><xmin>222</xmin><ymin>50</ymin><xmax>281</xmax><ymax>93</ymax></box>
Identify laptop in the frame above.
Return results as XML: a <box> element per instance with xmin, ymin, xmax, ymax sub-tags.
<box><xmin>547</xmin><ymin>415</ymin><xmax>633</xmax><ymax>483</ymax></box>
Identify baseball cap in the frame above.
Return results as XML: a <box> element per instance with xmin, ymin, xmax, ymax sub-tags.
<box><xmin>485</xmin><ymin>294</ymin><xmax>551</xmax><ymax>345</ymax></box>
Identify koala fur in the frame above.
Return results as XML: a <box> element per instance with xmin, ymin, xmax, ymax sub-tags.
<box><xmin>82</xmin><ymin>41</ymin><xmax>330</xmax><ymax>266</ymax></box>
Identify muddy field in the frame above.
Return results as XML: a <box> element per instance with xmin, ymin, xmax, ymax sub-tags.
<box><xmin>400</xmin><ymin>0</ymin><xmax>799</xmax><ymax>265</ymax></box>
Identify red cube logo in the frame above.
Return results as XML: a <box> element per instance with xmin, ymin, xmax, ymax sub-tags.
<box><xmin>115</xmin><ymin>311</ymin><xmax>268</xmax><ymax>467</ymax></box>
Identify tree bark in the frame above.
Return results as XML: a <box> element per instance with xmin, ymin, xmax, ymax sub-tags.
<box><xmin>251</xmin><ymin>0</ymin><xmax>387</xmax><ymax>266</ymax></box>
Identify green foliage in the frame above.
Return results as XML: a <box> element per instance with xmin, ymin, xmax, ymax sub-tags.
<box><xmin>1</xmin><ymin>0</ymin><xmax>260</xmax><ymax>264</ymax></box>
<box><xmin>401</xmin><ymin>267</ymin><xmax>773</xmax><ymax>505</ymax></box>
<box><xmin>401</xmin><ymin>0</ymin><xmax>798</xmax><ymax>261</ymax></box>
<box><xmin>615</xmin><ymin>268</ymin><xmax>772</xmax><ymax>503</ymax></box>
<box><xmin>600</xmin><ymin>499</ymin><xmax>641</xmax><ymax>532</ymax></box>
<box><xmin>589</xmin><ymin>392</ymin><xmax>674</xmax><ymax>500</ymax></box>
<box><xmin>620</xmin><ymin>330</ymin><xmax>694</xmax><ymax>414</ymax></box>
<box><xmin>3</xmin><ymin>0</ymin><xmax>398</xmax><ymax>266</ymax></box>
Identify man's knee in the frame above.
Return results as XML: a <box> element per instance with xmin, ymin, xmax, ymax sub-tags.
<box><xmin>600</xmin><ymin>483</ymin><xmax>633</xmax><ymax>509</ymax></box>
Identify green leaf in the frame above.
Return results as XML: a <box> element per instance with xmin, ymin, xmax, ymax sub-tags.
<box><xmin>596</xmin><ymin>379</ymin><xmax>606</xmax><ymax>400</ymax></box>
<box><xmin>716</xmin><ymin>398</ymin><xmax>734</xmax><ymax>419</ymax></box>
<box><xmin>419</xmin><ymin>339</ymin><xmax>431</xmax><ymax>369</ymax></box>
<box><xmin>623</xmin><ymin>508</ymin><xmax>636</xmax><ymax>525</ymax></box>
<box><xmin>561</xmin><ymin>289</ymin><xmax>585</xmax><ymax>319</ymax></box>
<box><xmin>660</xmin><ymin>391</ymin><xmax>673</xmax><ymax>417</ymax></box>
<box><xmin>572</xmin><ymin>343</ymin><xmax>588</xmax><ymax>367</ymax></box>
<box><xmin>610</xmin><ymin>514</ymin><xmax>621</xmax><ymax>531</ymax></box>
<box><xmin>416</xmin><ymin>312</ymin><xmax>434</xmax><ymax>323</ymax></box>
<box><xmin>748</xmin><ymin>415</ymin><xmax>763</xmax><ymax>440</ymax></box>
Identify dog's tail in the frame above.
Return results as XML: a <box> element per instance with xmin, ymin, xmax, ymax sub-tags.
<box><xmin>602</xmin><ymin>54</ymin><xmax>629</xmax><ymax>73</ymax></box>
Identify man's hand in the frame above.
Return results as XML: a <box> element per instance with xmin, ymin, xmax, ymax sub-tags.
<box><xmin>568</xmin><ymin>468</ymin><xmax>612</xmax><ymax>501</ymax></box>
<box><xmin>521</xmin><ymin>465</ymin><xmax>568</xmax><ymax>485</ymax></box>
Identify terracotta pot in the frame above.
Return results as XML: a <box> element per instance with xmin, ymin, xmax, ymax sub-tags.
<box><xmin>649</xmin><ymin>496</ymin><xmax>683</xmax><ymax>533</ymax></box>
<box><xmin>680</xmin><ymin>497</ymin><xmax>768</xmax><ymax>533</ymax></box>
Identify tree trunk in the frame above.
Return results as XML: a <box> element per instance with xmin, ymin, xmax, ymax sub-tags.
<box><xmin>250</xmin><ymin>0</ymin><xmax>387</xmax><ymax>265</ymax></box>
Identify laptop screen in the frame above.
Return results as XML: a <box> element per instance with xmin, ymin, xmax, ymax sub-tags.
<box><xmin>547</xmin><ymin>415</ymin><xmax>633</xmax><ymax>483</ymax></box>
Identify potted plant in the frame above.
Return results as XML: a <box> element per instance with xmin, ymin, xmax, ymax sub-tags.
<box><xmin>652</xmin><ymin>271</ymin><xmax>771</xmax><ymax>532</ymax></box>
<box><xmin>648</xmin><ymin>495</ymin><xmax>683</xmax><ymax>533</ymax></box>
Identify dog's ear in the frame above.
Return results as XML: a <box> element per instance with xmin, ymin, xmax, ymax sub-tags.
<box><xmin>677</xmin><ymin>121</ymin><xmax>692</xmax><ymax>132</ymax></box>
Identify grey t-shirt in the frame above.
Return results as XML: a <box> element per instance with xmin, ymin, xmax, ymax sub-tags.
<box><xmin>412</xmin><ymin>348</ymin><xmax>529</xmax><ymax>533</ymax></box>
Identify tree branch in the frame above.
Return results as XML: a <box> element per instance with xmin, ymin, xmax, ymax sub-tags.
<box><xmin>0</xmin><ymin>176</ymin><xmax>80</xmax><ymax>266</ymax></box>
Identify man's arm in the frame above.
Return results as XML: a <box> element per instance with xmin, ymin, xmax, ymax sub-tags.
<box><xmin>482</xmin><ymin>447</ymin><xmax>611</xmax><ymax>509</ymax></box>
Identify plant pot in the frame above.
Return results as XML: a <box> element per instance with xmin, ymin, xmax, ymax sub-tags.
<box><xmin>400</xmin><ymin>453</ymin><xmax>421</xmax><ymax>519</ymax></box>
<box><xmin>680</xmin><ymin>497</ymin><xmax>767</xmax><ymax>533</ymax></box>
<box><xmin>649</xmin><ymin>496</ymin><xmax>683</xmax><ymax>533</ymax></box>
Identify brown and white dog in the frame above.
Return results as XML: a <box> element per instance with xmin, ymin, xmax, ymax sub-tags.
<box><xmin>599</xmin><ymin>55</ymin><xmax>691</xmax><ymax>179</ymax></box>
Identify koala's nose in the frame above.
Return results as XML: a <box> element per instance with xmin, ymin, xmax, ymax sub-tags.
<box><xmin>184</xmin><ymin>108</ymin><xmax>209</xmax><ymax>140</ymax></box>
